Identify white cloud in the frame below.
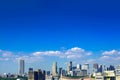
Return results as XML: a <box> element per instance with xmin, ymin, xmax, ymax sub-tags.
<box><xmin>1</xmin><ymin>48</ymin><xmax>120</xmax><ymax>66</ymax></box>
<box><xmin>86</xmin><ymin>52</ymin><xmax>92</xmax><ymax>56</ymax></box>
<box><xmin>70</xmin><ymin>47</ymin><xmax>85</xmax><ymax>52</ymax></box>
<box><xmin>98</xmin><ymin>50</ymin><xmax>120</xmax><ymax>64</ymax></box>
<box><xmin>32</xmin><ymin>47</ymin><xmax>92</xmax><ymax>59</ymax></box>
<box><xmin>15</xmin><ymin>55</ymin><xmax>43</xmax><ymax>63</ymax></box>
<box><xmin>67</xmin><ymin>55</ymin><xmax>81</xmax><ymax>59</ymax></box>
<box><xmin>33</xmin><ymin>51</ymin><xmax>63</xmax><ymax>57</ymax></box>
<box><xmin>102</xmin><ymin>50</ymin><xmax>117</xmax><ymax>55</ymax></box>
<box><xmin>2</xmin><ymin>51</ymin><xmax>13</xmax><ymax>57</ymax></box>
<box><xmin>65</xmin><ymin>47</ymin><xmax>92</xmax><ymax>59</ymax></box>
<box><xmin>100</xmin><ymin>56</ymin><xmax>110</xmax><ymax>59</ymax></box>
<box><xmin>33</xmin><ymin>52</ymin><xmax>43</xmax><ymax>56</ymax></box>
<box><xmin>0</xmin><ymin>50</ymin><xmax>13</xmax><ymax>57</ymax></box>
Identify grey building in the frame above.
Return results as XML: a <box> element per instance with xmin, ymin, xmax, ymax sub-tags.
<box><xmin>52</xmin><ymin>62</ymin><xmax>58</xmax><ymax>77</ymax></box>
<box><xmin>19</xmin><ymin>59</ymin><xmax>25</xmax><ymax>75</ymax></box>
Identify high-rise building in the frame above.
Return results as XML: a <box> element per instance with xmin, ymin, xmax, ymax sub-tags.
<box><xmin>107</xmin><ymin>65</ymin><xmax>115</xmax><ymax>71</ymax></box>
<box><xmin>93</xmin><ymin>63</ymin><xmax>99</xmax><ymax>73</ymax></box>
<box><xmin>28</xmin><ymin>68</ymin><xmax>34</xmax><ymax>80</ymax></box>
<box><xmin>58</xmin><ymin>68</ymin><xmax>62</xmax><ymax>76</ymax></box>
<box><xmin>82</xmin><ymin>63</ymin><xmax>89</xmax><ymax>70</ymax></box>
<box><xmin>116</xmin><ymin>65</ymin><xmax>120</xmax><ymax>76</ymax></box>
<box><xmin>98</xmin><ymin>65</ymin><xmax>103</xmax><ymax>73</ymax></box>
<box><xmin>19</xmin><ymin>59</ymin><xmax>25</xmax><ymax>75</ymax></box>
<box><xmin>28</xmin><ymin>69</ymin><xmax>46</xmax><ymax>80</ymax></box>
<box><xmin>81</xmin><ymin>63</ymin><xmax>89</xmax><ymax>75</ymax></box>
<box><xmin>52</xmin><ymin>61</ymin><xmax>58</xmax><ymax>76</ymax></box>
<box><xmin>93</xmin><ymin>63</ymin><xmax>98</xmax><ymax>70</ymax></box>
<box><xmin>67</xmin><ymin>61</ymin><xmax>72</xmax><ymax>73</ymax></box>
<box><xmin>77</xmin><ymin>64</ymin><xmax>81</xmax><ymax>70</ymax></box>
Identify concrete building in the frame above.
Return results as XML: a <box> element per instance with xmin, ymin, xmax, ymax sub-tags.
<box><xmin>116</xmin><ymin>65</ymin><xmax>120</xmax><ymax>80</ymax></box>
<box><xmin>82</xmin><ymin>64</ymin><xmax>89</xmax><ymax>75</ymax></box>
<box><xmin>28</xmin><ymin>68</ymin><xmax>34</xmax><ymax>80</ymax></box>
<box><xmin>67</xmin><ymin>61</ymin><xmax>72</xmax><ymax>74</ymax></box>
<box><xmin>82</xmin><ymin>64</ymin><xmax>89</xmax><ymax>70</ymax></box>
<box><xmin>58</xmin><ymin>68</ymin><xmax>62</xmax><ymax>76</ymax></box>
<box><xmin>77</xmin><ymin>64</ymin><xmax>81</xmax><ymax>70</ymax></box>
<box><xmin>95</xmin><ymin>73</ymin><xmax>104</xmax><ymax>80</ymax></box>
<box><xmin>19</xmin><ymin>59</ymin><xmax>25</xmax><ymax>75</ymax></box>
<box><xmin>60</xmin><ymin>76</ymin><xmax>82</xmax><ymax>80</ymax></box>
<box><xmin>52</xmin><ymin>62</ymin><xmax>58</xmax><ymax>77</ymax></box>
<box><xmin>93</xmin><ymin>63</ymin><xmax>99</xmax><ymax>73</ymax></box>
<box><xmin>28</xmin><ymin>69</ymin><xmax>45</xmax><ymax>80</ymax></box>
<box><xmin>103</xmin><ymin>71</ymin><xmax>116</xmax><ymax>80</ymax></box>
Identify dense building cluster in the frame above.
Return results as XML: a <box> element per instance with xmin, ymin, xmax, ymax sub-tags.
<box><xmin>1</xmin><ymin>59</ymin><xmax>120</xmax><ymax>80</ymax></box>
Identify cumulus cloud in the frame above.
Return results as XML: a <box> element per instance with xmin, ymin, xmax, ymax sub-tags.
<box><xmin>100</xmin><ymin>56</ymin><xmax>110</xmax><ymax>59</ymax></box>
<box><xmin>15</xmin><ymin>55</ymin><xmax>44</xmax><ymax>63</ymax></box>
<box><xmin>101</xmin><ymin>50</ymin><xmax>120</xmax><ymax>60</ymax></box>
<box><xmin>32</xmin><ymin>51</ymin><xmax>63</xmax><ymax>57</ymax></box>
<box><xmin>102</xmin><ymin>50</ymin><xmax>117</xmax><ymax>55</ymax></box>
<box><xmin>98</xmin><ymin>50</ymin><xmax>120</xmax><ymax>64</ymax></box>
<box><xmin>0</xmin><ymin>47</ymin><xmax>93</xmax><ymax>63</ymax></box>
<box><xmin>65</xmin><ymin>47</ymin><xmax>92</xmax><ymax>59</ymax></box>
<box><xmin>32</xmin><ymin>47</ymin><xmax>92</xmax><ymax>59</ymax></box>
<box><xmin>67</xmin><ymin>55</ymin><xmax>81</xmax><ymax>59</ymax></box>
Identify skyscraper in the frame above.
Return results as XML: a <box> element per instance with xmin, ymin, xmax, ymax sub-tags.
<box><xmin>93</xmin><ymin>63</ymin><xmax>99</xmax><ymax>73</ymax></box>
<box><xmin>67</xmin><ymin>61</ymin><xmax>72</xmax><ymax>73</ymax></box>
<box><xmin>52</xmin><ymin>61</ymin><xmax>58</xmax><ymax>76</ymax></box>
<box><xmin>58</xmin><ymin>68</ymin><xmax>62</xmax><ymax>76</ymax></box>
<box><xmin>28</xmin><ymin>69</ymin><xmax>46</xmax><ymax>80</ymax></box>
<box><xmin>98</xmin><ymin>65</ymin><xmax>103</xmax><ymax>73</ymax></box>
<box><xmin>77</xmin><ymin>64</ymin><xmax>81</xmax><ymax>70</ymax></box>
<box><xmin>19</xmin><ymin>59</ymin><xmax>25</xmax><ymax>75</ymax></box>
<box><xmin>82</xmin><ymin>63</ymin><xmax>89</xmax><ymax>75</ymax></box>
<box><xmin>28</xmin><ymin>68</ymin><xmax>34</xmax><ymax>80</ymax></box>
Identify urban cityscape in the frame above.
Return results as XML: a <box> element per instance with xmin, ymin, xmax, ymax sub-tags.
<box><xmin>0</xmin><ymin>59</ymin><xmax>120</xmax><ymax>80</ymax></box>
<box><xmin>0</xmin><ymin>0</ymin><xmax>120</xmax><ymax>80</ymax></box>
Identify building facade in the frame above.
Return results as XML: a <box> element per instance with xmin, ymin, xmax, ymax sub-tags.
<box><xmin>52</xmin><ymin>62</ymin><xmax>58</xmax><ymax>77</ymax></box>
<box><xmin>19</xmin><ymin>59</ymin><xmax>25</xmax><ymax>75</ymax></box>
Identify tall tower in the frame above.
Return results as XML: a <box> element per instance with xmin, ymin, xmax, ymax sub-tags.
<box><xmin>52</xmin><ymin>61</ymin><xmax>58</xmax><ymax>76</ymax></box>
<box><xmin>93</xmin><ymin>63</ymin><xmax>99</xmax><ymax>73</ymax></box>
<box><xmin>67</xmin><ymin>61</ymin><xmax>72</xmax><ymax>74</ymax></box>
<box><xmin>19</xmin><ymin>59</ymin><xmax>25</xmax><ymax>75</ymax></box>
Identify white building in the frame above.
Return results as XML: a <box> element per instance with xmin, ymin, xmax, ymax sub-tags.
<box><xmin>116</xmin><ymin>65</ymin><xmax>120</xmax><ymax>80</ymax></box>
<box><xmin>52</xmin><ymin>62</ymin><xmax>58</xmax><ymax>77</ymax></box>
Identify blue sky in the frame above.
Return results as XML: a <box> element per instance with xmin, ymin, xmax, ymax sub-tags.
<box><xmin>0</xmin><ymin>0</ymin><xmax>120</xmax><ymax>73</ymax></box>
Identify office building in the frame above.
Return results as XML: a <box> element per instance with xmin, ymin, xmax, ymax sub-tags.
<box><xmin>77</xmin><ymin>64</ymin><xmax>81</xmax><ymax>70</ymax></box>
<box><xmin>58</xmin><ymin>68</ymin><xmax>62</xmax><ymax>76</ymax></box>
<box><xmin>28</xmin><ymin>68</ymin><xmax>34</xmax><ymax>80</ymax></box>
<box><xmin>52</xmin><ymin>62</ymin><xmax>58</xmax><ymax>77</ymax></box>
<box><xmin>103</xmin><ymin>71</ymin><xmax>116</xmax><ymax>80</ymax></box>
<box><xmin>116</xmin><ymin>65</ymin><xmax>120</xmax><ymax>80</ymax></box>
<box><xmin>19</xmin><ymin>59</ymin><xmax>25</xmax><ymax>75</ymax></box>
<box><xmin>67</xmin><ymin>61</ymin><xmax>72</xmax><ymax>74</ymax></box>
<box><xmin>98</xmin><ymin>65</ymin><xmax>103</xmax><ymax>73</ymax></box>
<box><xmin>82</xmin><ymin>64</ymin><xmax>89</xmax><ymax>70</ymax></box>
<box><xmin>28</xmin><ymin>69</ymin><xmax>45</xmax><ymax>80</ymax></box>
<box><xmin>107</xmin><ymin>65</ymin><xmax>115</xmax><ymax>71</ymax></box>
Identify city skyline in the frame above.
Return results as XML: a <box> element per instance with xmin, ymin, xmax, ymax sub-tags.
<box><xmin>0</xmin><ymin>0</ymin><xmax>120</xmax><ymax>74</ymax></box>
